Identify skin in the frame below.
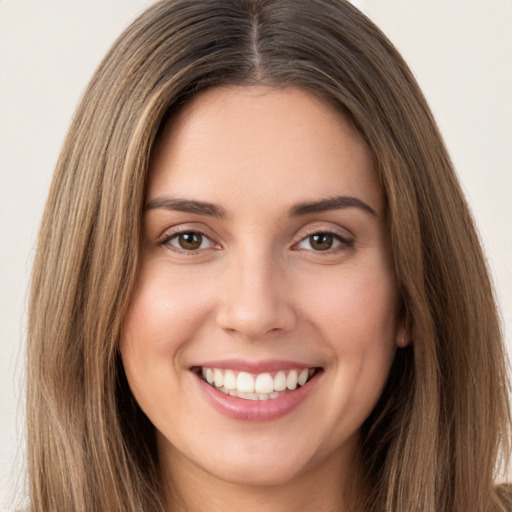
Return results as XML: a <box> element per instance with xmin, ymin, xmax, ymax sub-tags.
<box><xmin>120</xmin><ymin>86</ymin><xmax>405</xmax><ymax>512</ymax></box>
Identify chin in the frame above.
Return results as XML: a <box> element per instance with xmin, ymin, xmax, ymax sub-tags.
<box><xmin>203</xmin><ymin>453</ymin><xmax>310</xmax><ymax>488</ymax></box>
<box><xmin>161</xmin><ymin>427</ymin><xmax>322</xmax><ymax>488</ymax></box>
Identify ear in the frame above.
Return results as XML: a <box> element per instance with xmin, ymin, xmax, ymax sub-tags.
<box><xmin>395</xmin><ymin>319</ymin><xmax>411</xmax><ymax>348</ymax></box>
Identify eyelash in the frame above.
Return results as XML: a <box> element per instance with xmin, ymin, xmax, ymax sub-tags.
<box><xmin>159</xmin><ymin>228</ymin><xmax>219</xmax><ymax>255</ymax></box>
<box><xmin>158</xmin><ymin>227</ymin><xmax>353</xmax><ymax>255</ymax></box>
<box><xmin>293</xmin><ymin>228</ymin><xmax>353</xmax><ymax>254</ymax></box>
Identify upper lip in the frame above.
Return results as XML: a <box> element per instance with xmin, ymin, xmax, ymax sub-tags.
<box><xmin>192</xmin><ymin>359</ymin><xmax>320</xmax><ymax>374</ymax></box>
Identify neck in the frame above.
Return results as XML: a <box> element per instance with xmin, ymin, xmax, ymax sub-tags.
<box><xmin>159</xmin><ymin>438</ymin><xmax>364</xmax><ymax>512</ymax></box>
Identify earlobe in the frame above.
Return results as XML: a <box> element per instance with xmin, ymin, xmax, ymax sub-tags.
<box><xmin>395</xmin><ymin>322</ymin><xmax>411</xmax><ymax>348</ymax></box>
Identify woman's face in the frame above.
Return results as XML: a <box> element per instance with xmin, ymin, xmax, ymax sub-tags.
<box><xmin>120</xmin><ymin>86</ymin><xmax>403</xmax><ymax>488</ymax></box>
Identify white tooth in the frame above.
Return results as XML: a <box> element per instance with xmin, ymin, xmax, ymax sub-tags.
<box><xmin>309</xmin><ymin>368</ymin><xmax>315</xmax><ymax>377</ymax></box>
<box><xmin>238</xmin><ymin>391</ymin><xmax>259</xmax><ymax>400</ymax></box>
<box><xmin>224</xmin><ymin>370</ymin><xmax>237</xmax><ymax>390</ymax></box>
<box><xmin>219</xmin><ymin>387</ymin><xmax>228</xmax><ymax>394</ymax></box>
<box><xmin>255</xmin><ymin>373</ymin><xmax>274</xmax><ymax>394</ymax></box>
<box><xmin>269</xmin><ymin>391</ymin><xmax>282</xmax><ymax>399</ymax></box>
<box><xmin>228</xmin><ymin>390</ymin><xmax>237</xmax><ymax>396</ymax></box>
<box><xmin>286</xmin><ymin>370</ymin><xmax>298</xmax><ymax>390</ymax></box>
<box><xmin>274</xmin><ymin>371</ymin><xmax>287</xmax><ymax>392</ymax></box>
<box><xmin>298</xmin><ymin>369</ymin><xmax>309</xmax><ymax>386</ymax></box>
<box><xmin>205</xmin><ymin>368</ymin><xmax>214</xmax><ymax>385</ymax></box>
<box><xmin>258</xmin><ymin>393</ymin><xmax>269</xmax><ymax>400</ymax></box>
<box><xmin>213</xmin><ymin>369</ymin><xmax>224</xmax><ymax>388</ymax></box>
<box><xmin>201</xmin><ymin>367</ymin><xmax>207</xmax><ymax>379</ymax></box>
<box><xmin>237</xmin><ymin>372</ymin><xmax>255</xmax><ymax>393</ymax></box>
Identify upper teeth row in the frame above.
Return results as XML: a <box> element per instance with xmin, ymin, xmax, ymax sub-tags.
<box><xmin>201</xmin><ymin>368</ymin><xmax>313</xmax><ymax>394</ymax></box>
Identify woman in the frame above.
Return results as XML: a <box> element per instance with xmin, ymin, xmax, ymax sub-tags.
<box><xmin>26</xmin><ymin>0</ymin><xmax>511</xmax><ymax>511</ymax></box>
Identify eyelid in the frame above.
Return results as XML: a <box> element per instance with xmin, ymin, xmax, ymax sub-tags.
<box><xmin>291</xmin><ymin>225</ymin><xmax>354</xmax><ymax>252</ymax></box>
<box><xmin>157</xmin><ymin>224</ymin><xmax>221</xmax><ymax>254</ymax></box>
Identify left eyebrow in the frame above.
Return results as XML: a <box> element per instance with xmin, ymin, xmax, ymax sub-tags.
<box><xmin>288</xmin><ymin>195</ymin><xmax>377</xmax><ymax>217</ymax></box>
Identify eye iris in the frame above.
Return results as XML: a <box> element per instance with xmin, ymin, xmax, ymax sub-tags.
<box><xmin>310</xmin><ymin>233</ymin><xmax>333</xmax><ymax>251</ymax></box>
<box><xmin>179</xmin><ymin>232</ymin><xmax>202</xmax><ymax>250</ymax></box>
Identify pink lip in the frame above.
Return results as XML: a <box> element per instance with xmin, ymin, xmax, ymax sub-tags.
<box><xmin>194</xmin><ymin>358</ymin><xmax>314</xmax><ymax>373</ymax></box>
<box><xmin>194</xmin><ymin>368</ymin><xmax>322</xmax><ymax>421</ymax></box>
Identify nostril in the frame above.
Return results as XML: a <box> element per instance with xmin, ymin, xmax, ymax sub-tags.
<box><xmin>216</xmin><ymin>304</ymin><xmax>297</xmax><ymax>340</ymax></box>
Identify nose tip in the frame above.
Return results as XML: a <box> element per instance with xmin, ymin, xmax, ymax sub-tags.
<box><xmin>215</xmin><ymin>259</ymin><xmax>296</xmax><ymax>340</ymax></box>
<box><xmin>217</xmin><ymin>299</ymin><xmax>294</xmax><ymax>340</ymax></box>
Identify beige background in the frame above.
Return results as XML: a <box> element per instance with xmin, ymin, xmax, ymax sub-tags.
<box><xmin>1</xmin><ymin>0</ymin><xmax>511</xmax><ymax>508</ymax></box>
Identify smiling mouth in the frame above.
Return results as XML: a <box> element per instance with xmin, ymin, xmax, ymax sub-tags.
<box><xmin>194</xmin><ymin>367</ymin><xmax>322</xmax><ymax>401</ymax></box>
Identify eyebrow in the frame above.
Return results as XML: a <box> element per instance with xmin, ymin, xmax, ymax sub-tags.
<box><xmin>145</xmin><ymin>194</ymin><xmax>376</xmax><ymax>218</ymax></box>
<box><xmin>145</xmin><ymin>197</ymin><xmax>227</xmax><ymax>218</ymax></box>
<box><xmin>288</xmin><ymin>196</ymin><xmax>377</xmax><ymax>217</ymax></box>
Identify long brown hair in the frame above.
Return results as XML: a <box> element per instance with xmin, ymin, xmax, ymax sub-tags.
<box><xmin>27</xmin><ymin>1</ymin><xmax>511</xmax><ymax>510</ymax></box>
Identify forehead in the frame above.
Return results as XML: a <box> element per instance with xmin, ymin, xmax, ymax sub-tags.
<box><xmin>147</xmin><ymin>86</ymin><xmax>383</xmax><ymax>217</ymax></box>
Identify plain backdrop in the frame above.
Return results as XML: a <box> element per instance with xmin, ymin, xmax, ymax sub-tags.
<box><xmin>1</xmin><ymin>0</ymin><xmax>511</xmax><ymax>508</ymax></box>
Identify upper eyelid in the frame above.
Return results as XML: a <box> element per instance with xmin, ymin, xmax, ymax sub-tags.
<box><xmin>293</xmin><ymin>231</ymin><xmax>352</xmax><ymax>251</ymax></box>
<box><xmin>292</xmin><ymin>224</ymin><xmax>354</xmax><ymax>243</ymax></box>
<box><xmin>157</xmin><ymin>223</ymin><xmax>218</xmax><ymax>244</ymax></box>
<box><xmin>161</xmin><ymin>230</ymin><xmax>214</xmax><ymax>244</ymax></box>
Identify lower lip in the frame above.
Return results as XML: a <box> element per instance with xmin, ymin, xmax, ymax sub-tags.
<box><xmin>195</xmin><ymin>371</ymin><xmax>320</xmax><ymax>421</ymax></box>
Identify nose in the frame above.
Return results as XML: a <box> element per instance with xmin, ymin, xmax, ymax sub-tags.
<box><xmin>216</xmin><ymin>249</ymin><xmax>297</xmax><ymax>341</ymax></box>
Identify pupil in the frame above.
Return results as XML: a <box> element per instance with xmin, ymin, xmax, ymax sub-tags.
<box><xmin>179</xmin><ymin>232</ymin><xmax>202</xmax><ymax>250</ymax></box>
<box><xmin>311</xmin><ymin>233</ymin><xmax>333</xmax><ymax>250</ymax></box>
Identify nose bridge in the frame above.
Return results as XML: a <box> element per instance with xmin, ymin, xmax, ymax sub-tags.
<box><xmin>216</xmin><ymin>242</ymin><xmax>295</xmax><ymax>339</ymax></box>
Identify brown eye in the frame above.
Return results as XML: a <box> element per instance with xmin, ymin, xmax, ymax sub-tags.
<box><xmin>309</xmin><ymin>233</ymin><xmax>334</xmax><ymax>251</ymax></box>
<box><xmin>162</xmin><ymin>230</ymin><xmax>216</xmax><ymax>252</ymax></box>
<box><xmin>178</xmin><ymin>232</ymin><xmax>203</xmax><ymax>250</ymax></box>
<box><xmin>295</xmin><ymin>231</ymin><xmax>351</xmax><ymax>253</ymax></box>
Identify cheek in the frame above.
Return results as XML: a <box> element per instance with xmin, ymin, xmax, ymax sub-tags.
<box><xmin>300</xmin><ymin>267</ymin><xmax>398</xmax><ymax>433</ymax></box>
<box><xmin>119</xmin><ymin>263</ymin><xmax>216</xmax><ymax>410</ymax></box>
<box><xmin>298</xmin><ymin>259</ymin><xmax>398</xmax><ymax>397</ymax></box>
<box><xmin>121</xmin><ymin>263</ymin><xmax>215</xmax><ymax>356</ymax></box>
<box><xmin>299</xmin><ymin>260</ymin><xmax>398</xmax><ymax>344</ymax></box>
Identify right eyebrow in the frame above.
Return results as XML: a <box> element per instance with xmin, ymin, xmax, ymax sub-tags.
<box><xmin>144</xmin><ymin>197</ymin><xmax>227</xmax><ymax>218</ymax></box>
